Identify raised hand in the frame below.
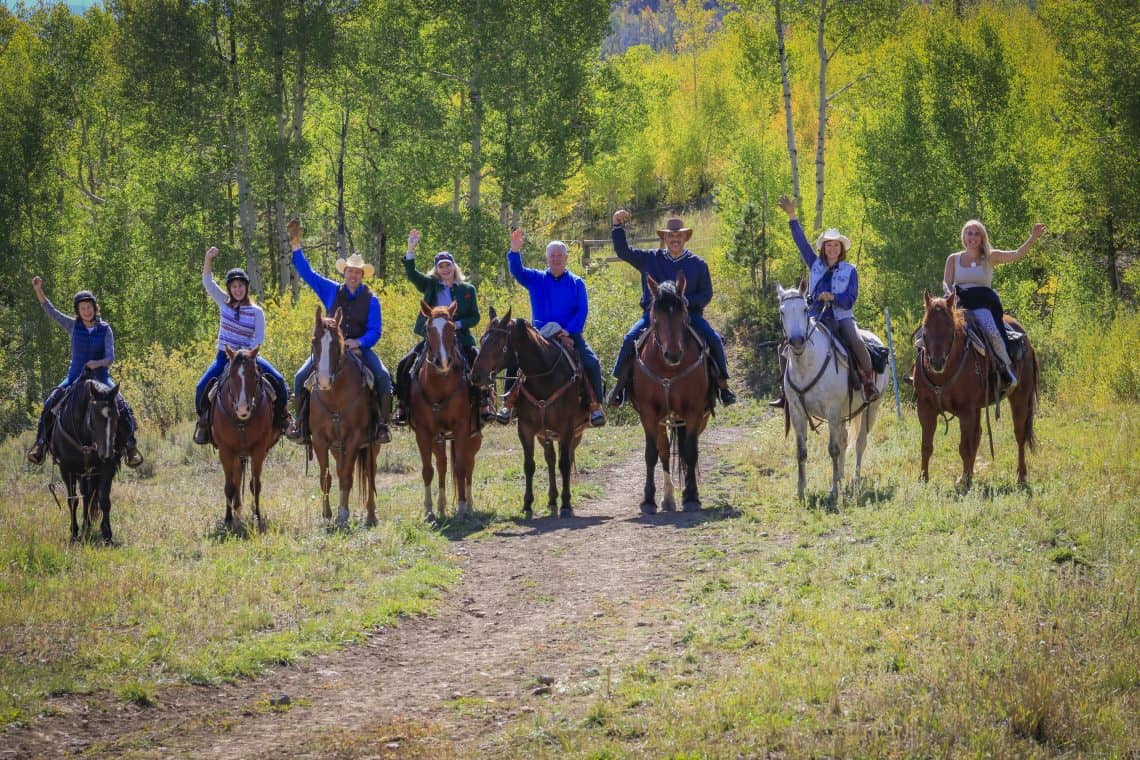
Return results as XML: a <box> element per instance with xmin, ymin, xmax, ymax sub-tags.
<box><xmin>612</xmin><ymin>209</ymin><xmax>630</xmax><ymax>226</ymax></box>
<box><xmin>1030</xmin><ymin>223</ymin><xmax>1046</xmax><ymax>240</ymax></box>
<box><xmin>31</xmin><ymin>275</ymin><xmax>43</xmax><ymax>290</ymax></box>
<box><xmin>408</xmin><ymin>228</ymin><xmax>421</xmax><ymax>251</ymax></box>
<box><xmin>510</xmin><ymin>228</ymin><xmax>525</xmax><ymax>252</ymax></box>
<box><xmin>778</xmin><ymin>195</ymin><xmax>796</xmax><ymax>218</ymax></box>
<box><xmin>206</xmin><ymin>246</ymin><xmax>219</xmax><ymax>261</ymax></box>
<box><xmin>287</xmin><ymin>217</ymin><xmax>303</xmax><ymax>248</ymax></box>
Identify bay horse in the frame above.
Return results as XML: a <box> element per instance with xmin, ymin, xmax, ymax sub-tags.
<box><xmin>308</xmin><ymin>305</ymin><xmax>379</xmax><ymax>527</ymax></box>
<box><xmin>209</xmin><ymin>346</ymin><xmax>280</xmax><ymax>533</ymax></box>
<box><xmin>776</xmin><ymin>283</ymin><xmax>887</xmax><ymax>504</ymax></box>
<box><xmin>913</xmin><ymin>290</ymin><xmax>1038</xmax><ymax>489</ymax></box>
<box><xmin>631</xmin><ymin>274</ymin><xmax>713</xmax><ymax>514</ymax></box>
<box><xmin>410</xmin><ymin>301</ymin><xmax>482</xmax><ymax>523</ymax></box>
<box><xmin>48</xmin><ymin>374</ymin><xmax>122</xmax><ymax>543</ymax></box>
<box><xmin>470</xmin><ymin>307</ymin><xmax>589</xmax><ymax>518</ymax></box>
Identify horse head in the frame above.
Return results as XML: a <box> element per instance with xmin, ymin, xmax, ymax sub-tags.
<box><xmin>471</xmin><ymin>306</ymin><xmax>512</xmax><ymax>386</ymax></box>
<box><xmin>776</xmin><ymin>283</ymin><xmax>811</xmax><ymax>351</ymax></box>
<box><xmin>648</xmin><ymin>274</ymin><xmax>690</xmax><ymax>366</ymax></box>
<box><xmin>422</xmin><ymin>300</ymin><xmax>459</xmax><ymax>374</ymax></box>
<box><xmin>921</xmin><ymin>289</ymin><xmax>962</xmax><ymax>373</ymax></box>
<box><xmin>84</xmin><ymin>379</ymin><xmax>121</xmax><ymax>461</ymax></box>
<box><xmin>312</xmin><ymin>304</ymin><xmax>345</xmax><ymax>391</ymax></box>
<box><xmin>223</xmin><ymin>346</ymin><xmax>262</xmax><ymax>420</ymax></box>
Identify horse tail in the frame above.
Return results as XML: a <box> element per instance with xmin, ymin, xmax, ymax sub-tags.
<box><xmin>356</xmin><ymin>444</ymin><xmax>376</xmax><ymax>503</ymax></box>
<box><xmin>1025</xmin><ymin>347</ymin><xmax>1040</xmax><ymax>453</ymax></box>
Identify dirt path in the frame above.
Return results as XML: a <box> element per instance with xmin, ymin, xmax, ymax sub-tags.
<box><xmin>5</xmin><ymin>426</ymin><xmax>748</xmax><ymax>759</ymax></box>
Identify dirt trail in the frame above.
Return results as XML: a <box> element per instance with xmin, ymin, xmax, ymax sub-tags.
<box><xmin>5</xmin><ymin>427</ymin><xmax>747</xmax><ymax>759</ymax></box>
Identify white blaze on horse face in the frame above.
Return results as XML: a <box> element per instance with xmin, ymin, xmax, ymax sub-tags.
<box><xmin>102</xmin><ymin>405</ymin><xmax>113</xmax><ymax>457</ymax></box>
<box><xmin>317</xmin><ymin>330</ymin><xmax>333</xmax><ymax>389</ymax></box>
<box><xmin>236</xmin><ymin>362</ymin><xmax>249</xmax><ymax>418</ymax></box>
<box><xmin>432</xmin><ymin>316</ymin><xmax>449</xmax><ymax>368</ymax></box>
<box><xmin>780</xmin><ymin>295</ymin><xmax>809</xmax><ymax>348</ymax></box>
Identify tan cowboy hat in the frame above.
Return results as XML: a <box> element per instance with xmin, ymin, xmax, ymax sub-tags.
<box><xmin>656</xmin><ymin>217</ymin><xmax>693</xmax><ymax>241</ymax></box>
<box><xmin>814</xmin><ymin>228</ymin><xmax>851</xmax><ymax>254</ymax></box>
<box><xmin>335</xmin><ymin>252</ymin><xmax>374</xmax><ymax>278</ymax></box>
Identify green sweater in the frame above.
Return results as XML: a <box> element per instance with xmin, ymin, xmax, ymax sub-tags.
<box><xmin>403</xmin><ymin>256</ymin><xmax>480</xmax><ymax>348</ymax></box>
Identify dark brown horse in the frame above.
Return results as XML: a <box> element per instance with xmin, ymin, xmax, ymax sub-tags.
<box><xmin>913</xmin><ymin>290</ymin><xmax>1039</xmax><ymax>488</ymax></box>
<box><xmin>210</xmin><ymin>346</ymin><xmax>280</xmax><ymax>533</ymax></box>
<box><xmin>49</xmin><ymin>375</ymin><xmax>121</xmax><ymax>543</ymax></box>
<box><xmin>308</xmin><ymin>305</ymin><xmax>379</xmax><ymax>527</ymax></box>
<box><xmin>631</xmin><ymin>274</ymin><xmax>713</xmax><ymax>514</ymax></box>
<box><xmin>411</xmin><ymin>301</ymin><xmax>482</xmax><ymax>523</ymax></box>
<box><xmin>470</xmin><ymin>307</ymin><xmax>590</xmax><ymax>518</ymax></box>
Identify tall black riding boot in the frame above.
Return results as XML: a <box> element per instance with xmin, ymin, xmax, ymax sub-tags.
<box><xmin>287</xmin><ymin>389</ymin><xmax>310</xmax><ymax>444</ymax></box>
<box><xmin>373</xmin><ymin>393</ymin><xmax>392</xmax><ymax>444</ymax></box>
<box><xmin>606</xmin><ymin>348</ymin><xmax>635</xmax><ymax>407</ymax></box>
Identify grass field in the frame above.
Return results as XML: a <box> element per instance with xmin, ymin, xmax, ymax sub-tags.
<box><xmin>1</xmin><ymin>397</ymin><xmax>1137</xmax><ymax>756</ymax></box>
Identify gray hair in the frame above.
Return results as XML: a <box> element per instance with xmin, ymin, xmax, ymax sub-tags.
<box><xmin>545</xmin><ymin>240</ymin><xmax>569</xmax><ymax>258</ymax></box>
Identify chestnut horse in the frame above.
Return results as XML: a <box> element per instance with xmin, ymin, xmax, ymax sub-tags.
<box><xmin>470</xmin><ymin>307</ymin><xmax>590</xmax><ymax>518</ymax></box>
<box><xmin>411</xmin><ymin>301</ymin><xmax>482</xmax><ymax>523</ymax></box>
<box><xmin>209</xmin><ymin>346</ymin><xmax>280</xmax><ymax>532</ymax></box>
<box><xmin>631</xmin><ymin>274</ymin><xmax>714</xmax><ymax>514</ymax></box>
<box><xmin>308</xmin><ymin>305</ymin><xmax>379</xmax><ymax>527</ymax></box>
<box><xmin>49</xmin><ymin>374</ymin><xmax>121</xmax><ymax>543</ymax></box>
<box><xmin>913</xmin><ymin>290</ymin><xmax>1039</xmax><ymax>488</ymax></box>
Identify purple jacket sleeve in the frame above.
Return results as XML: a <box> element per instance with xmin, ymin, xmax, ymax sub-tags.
<box><xmin>686</xmin><ymin>259</ymin><xmax>713</xmax><ymax>313</ymax></box>
<box><xmin>611</xmin><ymin>225</ymin><xmax>651</xmax><ymax>271</ymax></box>
<box><xmin>566</xmin><ymin>277</ymin><xmax>589</xmax><ymax>335</ymax></box>
<box><xmin>292</xmin><ymin>247</ymin><xmax>340</xmax><ymax>309</ymax></box>
<box><xmin>507</xmin><ymin>249</ymin><xmax>542</xmax><ymax>288</ymax></box>
<box><xmin>835</xmin><ymin>268</ymin><xmax>858</xmax><ymax>311</ymax></box>
<box><xmin>789</xmin><ymin>220</ymin><xmax>818</xmax><ymax>268</ymax></box>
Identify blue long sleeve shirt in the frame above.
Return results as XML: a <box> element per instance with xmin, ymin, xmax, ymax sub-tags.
<box><xmin>789</xmin><ymin>219</ymin><xmax>858</xmax><ymax>314</ymax></box>
<box><xmin>292</xmin><ymin>247</ymin><xmax>382</xmax><ymax>349</ymax></box>
<box><xmin>610</xmin><ymin>226</ymin><xmax>713</xmax><ymax>314</ymax></box>
<box><xmin>506</xmin><ymin>249</ymin><xmax>589</xmax><ymax>334</ymax></box>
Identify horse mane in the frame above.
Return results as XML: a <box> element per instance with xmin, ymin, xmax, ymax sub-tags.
<box><xmin>926</xmin><ymin>296</ymin><xmax>966</xmax><ymax>332</ymax></box>
<box><xmin>428</xmin><ymin>305</ymin><xmax>454</xmax><ymax>321</ymax></box>
<box><xmin>653</xmin><ymin>280</ymin><xmax>686</xmax><ymax>313</ymax></box>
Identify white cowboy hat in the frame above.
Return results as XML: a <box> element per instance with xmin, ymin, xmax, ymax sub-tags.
<box><xmin>335</xmin><ymin>252</ymin><xmax>374</xmax><ymax>278</ymax></box>
<box><xmin>814</xmin><ymin>228</ymin><xmax>851</xmax><ymax>254</ymax></box>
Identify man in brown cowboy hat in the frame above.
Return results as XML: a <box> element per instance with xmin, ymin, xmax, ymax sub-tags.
<box><xmin>285</xmin><ymin>218</ymin><xmax>393</xmax><ymax>445</ymax></box>
<box><xmin>607</xmin><ymin>211</ymin><xmax>736</xmax><ymax>407</ymax></box>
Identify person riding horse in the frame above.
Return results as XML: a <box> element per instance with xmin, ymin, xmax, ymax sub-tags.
<box><xmin>499</xmin><ymin>228</ymin><xmax>606</xmax><ymax>428</ymax></box>
<box><xmin>26</xmin><ymin>277</ymin><xmax>143</xmax><ymax>468</ymax></box>
<box><xmin>193</xmin><ymin>246</ymin><xmax>292</xmax><ymax>445</ymax></box>
<box><xmin>285</xmin><ymin>219</ymin><xmax>393</xmax><ymax>445</ymax></box>
<box><xmin>392</xmin><ymin>228</ymin><xmax>494</xmax><ymax>427</ymax></box>
<box><xmin>942</xmin><ymin>219</ymin><xmax>1046</xmax><ymax>389</ymax></box>
<box><xmin>770</xmin><ymin>195</ymin><xmax>880</xmax><ymax>407</ymax></box>
<box><xmin>607</xmin><ymin>211</ymin><xmax>736</xmax><ymax>408</ymax></box>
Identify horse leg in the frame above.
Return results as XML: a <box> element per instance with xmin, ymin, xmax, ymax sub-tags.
<box><xmin>520</xmin><ymin>430</ymin><xmax>536</xmax><ymax>518</ymax></box>
<box><xmin>453</xmin><ymin>440</ymin><xmax>470</xmax><ymax>519</ymax></box>
<box><xmin>1010</xmin><ymin>387</ymin><xmax>1031</xmax><ymax>487</ymax></box>
<box><xmin>958</xmin><ymin>409</ymin><xmax>981</xmax><ymax>492</ymax></box>
<box><xmin>658</xmin><ymin>427</ymin><xmax>676</xmax><ymax>512</ymax></box>
<box><xmin>98</xmin><ymin>467</ymin><xmax>114</xmax><ymax>544</ymax></box>
<box><xmin>640</xmin><ymin>426</ymin><xmax>659</xmax><ymax>514</ymax></box>
<box><xmin>414</xmin><ymin>427</ymin><xmax>437</xmax><ymax>523</ymax></box>
<box><xmin>363</xmin><ymin>444</ymin><xmax>379</xmax><ymax>527</ymax></box>
<box><xmin>558</xmin><ymin>436</ymin><xmax>574</xmax><ymax>518</ymax></box>
<box><xmin>681</xmin><ymin>425</ymin><xmax>701</xmax><ymax>512</ymax></box>
<box><xmin>81</xmin><ymin>476</ymin><xmax>95</xmax><ymax>540</ymax></box>
<box><xmin>220</xmin><ymin>453</ymin><xmax>240</xmax><ymax>532</ymax></box>
<box><xmin>335</xmin><ymin>449</ymin><xmax>354</xmax><ymax>528</ymax></box>
<box><xmin>918</xmin><ymin>402</ymin><xmax>937</xmax><ymax>483</ymax></box>
<box><xmin>853</xmin><ymin>401</ymin><xmax>879</xmax><ymax>493</ymax></box>
<box><xmin>65</xmin><ymin>473</ymin><xmax>80</xmax><ymax>543</ymax></box>
<box><xmin>542</xmin><ymin>439</ymin><xmax>558</xmax><ymax>516</ymax></box>
<box><xmin>313</xmin><ymin>445</ymin><xmax>333</xmax><ymax>521</ymax></box>
<box><xmin>250</xmin><ymin>450</ymin><xmax>266</xmax><ymax>533</ymax></box>
<box><xmin>435</xmin><ymin>439</ymin><xmax>448</xmax><ymax>519</ymax></box>
<box><xmin>828</xmin><ymin>415</ymin><xmax>847</xmax><ymax>506</ymax></box>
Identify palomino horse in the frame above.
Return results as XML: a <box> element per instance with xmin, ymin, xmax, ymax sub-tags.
<box><xmin>631</xmin><ymin>274</ymin><xmax>713</xmax><ymax>514</ymax></box>
<box><xmin>471</xmin><ymin>307</ymin><xmax>590</xmax><ymax>518</ymax></box>
<box><xmin>308</xmin><ymin>305</ymin><xmax>379</xmax><ymax>527</ymax></box>
<box><xmin>913</xmin><ymin>290</ymin><xmax>1039</xmax><ymax>488</ymax></box>
<box><xmin>49</xmin><ymin>374</ymin><xmax>122</xmax><ymax>543</ymax></box>
<box><xmin>410</xmin><ymin>301</ymin><xmax>482</xmax><ymax>523</ymax></box>
<box><xmin>209</xmin><ymin>346</ymin><xmax>280</xmax><ymax>532</ymax></box>
<box><xmin>776</xmin><ymin>283</ymin><xmax>887</xmax><ymax>504</ymax></box>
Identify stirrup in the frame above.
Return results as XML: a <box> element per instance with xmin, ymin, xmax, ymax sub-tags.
<box><xmin>605</xmin><ymin>385</ymin><xmax>625</xmax><ymax>408</ymax></box>
<box><xmin>718</xmin><ymin>386</ymin><xmax>737</xmax><ymax>406</ymax></box>
<box><xmin>768</xmin><ymin>396</ymin><xmax>785</xmax><ymax>409</ymax></box>
<box><xmin>495</xmin><ymin>407</ymin><xmax>513</xmax><ymax>425</ymax></box>
<box><xmin>124</xmin><ymin>447</ymin><xmax>144</xmax><ymax>468</ymax></box>
<box><xmin>26</xmin><ymin>441</ymin><xmax>46</xmax><ymax>465</ymax></box>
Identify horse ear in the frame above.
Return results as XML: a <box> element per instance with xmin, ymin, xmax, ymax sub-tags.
<box><xmin>489</xmin><ymin>306</ymin><xmax>497</xmax><ymax>322</ymax></box>
<box><xmin>503</xmin><ymin>307</ymin><xmax>512</xmax><ymax>323</ymax></box>
<box><xmin>946</xmin><ymin>290</ymin><xmax>957</xmax><ymax>311</ymax></box>
<box><xmin>447</xmin><ymin>301</ymin><xmax>458</xmax><ymax>318</ymax></box>
<box><xmin>647</xmin><ymin>275</ymin><xmax>660</xmax><ymax>298</ymax></box>
<box><xmin>420</xmin><ymin>300</ymin><xmax>433</xmax><ymax>318</ymax></box>
<box><xmin>798</xmin><ymin>277</ymin><xmax>807</xmax><ymax>295</ymax></box>
<box><xmin>775</xmin><ymin>283</ymin><xmax>786</xmax><ymax>299</ymax></box>
<box><xmin>923</xmin><ymin>288</ymin><xmax>932</xmax><ymax>310</ymax></box>
<box><xmin>333</xmin><ymin>307</ymin><xmax>344</xmax><ymax>326</ymax></box>
<box><xmin>225</xmin><ymin>345</ymin><xmax>235</xmax><ymax>360</ymax></box>
<box><xmin>249</xmin><ymin>345</ymin><xmax>260</xmax><ymax>360</ymax></box>
<box><xmin>315</xmin><ymin>304</ymin><xmax>323</xmax><ymax>331</ymax></box>
<box><xmin>676</xmin><ymin>272</ymin><xmax>687</xmax><ymax>297</ymax></box>
<box><xmin>109</xmin><ymin>382</ymin><xmax>120</xmax><ymax>397</ymax></box>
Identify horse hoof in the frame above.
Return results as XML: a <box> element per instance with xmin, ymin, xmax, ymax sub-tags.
<box><xmin>661</xmin><ymin>498</ymin><xmax>677</xmax><ymax>512</ymax></box>
<box><xmin>521</xmin><ymin>508</ymin><xmax>533</xmax><ymax>520</ymax></box>
<box><xmin>559</xmin><ymin>506</ymin><xmax>574</xmax><ymax>518</ymax></box>
<box><xmin>639</xmin><ymin>501</ymin><xmax>658</xmax><ymax>515</ymax></box>
<box><xmin>682</xmin><ymin>500</ymin><xmax>701</xmax><ymax>513</ymax></box>
<box><xmin>365</xmin><ymin>516</ymin><xmax>378</xmax><ymax>528</ymax></box>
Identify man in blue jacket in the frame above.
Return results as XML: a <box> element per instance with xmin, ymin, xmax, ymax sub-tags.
<box><xmin>608</xmin><ymin>210</ymin><xmax>736</xmax><ymax>407</ymax></box>
<box><xmin>285</xmin><ymin>218</ymin><xmax>392</xmax><ymax>445</ymax></box>
<box><xmin>502</xmin><ymin>228</ymin><xmax>605</xmax><ymax>427</ymax></box>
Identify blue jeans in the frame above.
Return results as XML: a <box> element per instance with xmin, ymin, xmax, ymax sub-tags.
<box><xmin>197</xmin><ymin>350</ymin><xmax>289</xmax><ymax>414</ymax></box>
<box><xmin>569</xmin><ymin>333</ymin><xmax>604</xmax><ymax>404</ymax></box>
<box><xmin>295</xmin><ymin>346</ymin><xmax>391</xmax><ymax>397</ymax></box>
<box><xmin>612</xmin><ymin>312</ymin><xmax>730</xmax><ymax>379</ymax></box>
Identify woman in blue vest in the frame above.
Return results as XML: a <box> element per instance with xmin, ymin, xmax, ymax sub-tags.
<box><xmin>284</xmin><ymin>218</ymin><xmax>392</xmax><ymax>445</ymax></box>
<box><xmin>392</xmin><ymin>228</ymin><xmax>494</xmax><ymax>426</ymax></box>
<box><xmin>26</xmin><ymin>276</ymin><xmax>143</xmax><ymax>467</ymax></box>
<box><xmin>192</xmin><ymin>246</ymin><xmax>292</xmax><ymax>445</ymax></box>
<box><xmin>774</xmin><ymin>195</ymin><xmax>879</xmax><ymax>405</ymax></box>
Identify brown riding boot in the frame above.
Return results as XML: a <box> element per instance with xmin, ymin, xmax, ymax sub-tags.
<box><xmin>193</xmin><ymin>410</ymin><xmax>211</xmax><ymax>445</ymax></box>
<box><xmin>26</xmin><ymin>438</ymin><xmax>47</xmax><ymax>465</ymax></box>
<box><xmin>496</xmin><ymin>382</ymin><xmax>521</xmax><ymax>425</ymax></box>
<box><xmin>859</xmin><ymin>368</ymin><xmax>881</xmax><ymax>403</ymax></box>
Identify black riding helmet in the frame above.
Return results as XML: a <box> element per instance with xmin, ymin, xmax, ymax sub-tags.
<box><xmin>73</xmin><ymin>290</ymin><xmax>98</xmax><ymax>310</ymax></box>
<box><xmin>225</xmin><ymin>268</ymin><xmax>251</xmax><ymax>287</ymax></box>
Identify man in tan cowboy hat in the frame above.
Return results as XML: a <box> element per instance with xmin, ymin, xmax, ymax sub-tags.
<box><xmin>285</xmin><ymin>218</ymin><xmax>393</xmax><ymax>444</ymax></box>
<box><xmin>607</xmin><ymin>210</ymin><xmax>736</xmax><ymax>407</ymax></box>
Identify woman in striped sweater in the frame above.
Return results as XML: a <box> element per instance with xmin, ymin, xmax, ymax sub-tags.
<box><xmin>193</xmin><ymin>246</ymin><xmax>291</xmax><ymax>445</ymax></box>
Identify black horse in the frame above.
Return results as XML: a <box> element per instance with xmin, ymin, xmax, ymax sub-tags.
<box><xmin>49</xmin><ymin>376</ymin><xmax>123</xmax><ymax>543</ymax></box>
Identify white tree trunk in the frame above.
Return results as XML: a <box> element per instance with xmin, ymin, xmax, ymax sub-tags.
<box><xmin>776</xmin><ymin>0</ymin><xmax>803</xmax><ymax>221</ymax></box>
<box><xmin>814</xmin><ymin>0</ymin><xmax>829</xmax><ymax>233</ymax></box>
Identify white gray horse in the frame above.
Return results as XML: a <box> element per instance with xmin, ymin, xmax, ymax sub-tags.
<box><xmin>776</xmin><ymin>283</ymin><xmax>887</xmax><ymax>503</ymax></box>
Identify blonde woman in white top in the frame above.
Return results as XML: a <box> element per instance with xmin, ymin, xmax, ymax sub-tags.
<box><xmin>942</xmin><ymin>220</ymin><xmax>1046</xmax><ymax>388</ymax></box>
